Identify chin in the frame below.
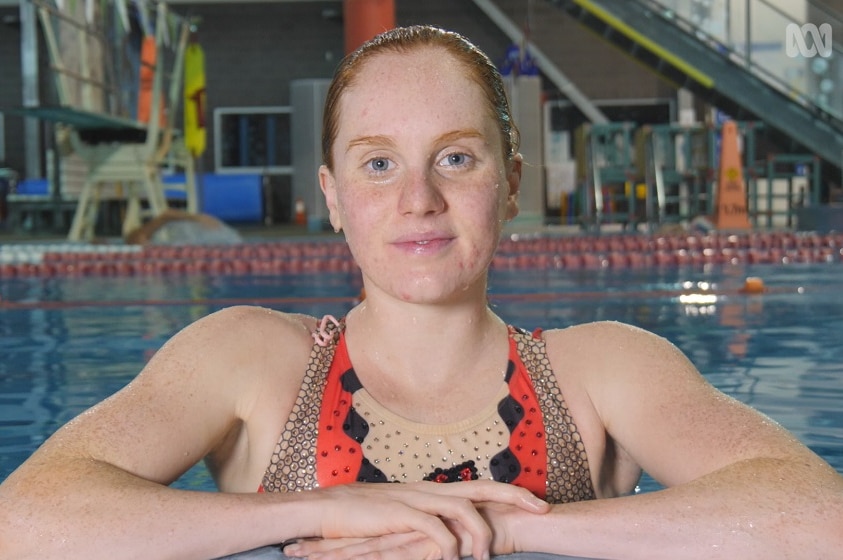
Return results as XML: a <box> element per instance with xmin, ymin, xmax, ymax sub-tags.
<box><xmin>395</xmin><ymin>279</ymin><xmax>485</xmax><ymax>305</ymax></box>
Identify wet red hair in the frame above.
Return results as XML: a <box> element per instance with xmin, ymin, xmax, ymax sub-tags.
<box><xmin>321</xmin><ymin>25</ymin><xmax>520</xmax><ymax>170</ymax></box>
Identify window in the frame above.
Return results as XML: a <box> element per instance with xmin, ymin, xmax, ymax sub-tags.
<box><xmin>214</xmin><ymin>106</ymin><xmax>292</xmax><ymax>175</ymax></box>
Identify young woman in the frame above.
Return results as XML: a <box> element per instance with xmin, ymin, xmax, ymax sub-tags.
<box><xmin>1</xmin><ymin>25</ymin><xmax>841</xmax><ymax>560</ymax></box>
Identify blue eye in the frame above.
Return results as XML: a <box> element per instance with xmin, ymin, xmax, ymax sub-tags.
<box><xmin>442</xmin><ymin>152</ymin><xmax>469</xmax><ymax>167</ymax></box>
<box><xmin>368</xmin><ymin>157</ymin><xmax>390</xmax><ymax>172</ymax></box>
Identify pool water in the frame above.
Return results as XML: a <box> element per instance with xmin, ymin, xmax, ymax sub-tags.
<box><xmin>1</xmin><ymin>262</ymin><xmax>841</xmax><ymax>494</ymax></box>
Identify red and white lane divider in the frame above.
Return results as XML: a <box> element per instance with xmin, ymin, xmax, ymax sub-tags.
<box><xmin>0</xmin><ymin>232</ymin><xmax>841</xmax><ymax>279</ymax></box>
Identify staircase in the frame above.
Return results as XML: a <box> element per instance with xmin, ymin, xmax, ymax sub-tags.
<box><xmin>548</xmin><ymin>0</ymin><xmax>843</xmax><ymax>178</ymax></box>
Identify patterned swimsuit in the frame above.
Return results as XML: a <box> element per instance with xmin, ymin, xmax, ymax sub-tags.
<box><xmin>260</xmin><ymin>320</ymin><xmax>595</xmax><ymax>504</ymax></box>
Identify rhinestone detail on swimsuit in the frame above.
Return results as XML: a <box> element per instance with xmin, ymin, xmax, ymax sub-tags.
<box><xmin>260</xmin><ymin>320</ymin><xmax>595</xmax><ymax>504</ymax></box>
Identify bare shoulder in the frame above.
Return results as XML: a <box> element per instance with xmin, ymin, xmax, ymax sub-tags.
<box><xmin>543</xmin><ymin>319</ymin><xmax>670</xmax><ymax>345</ymax></box>
<box><xmin>145</xmin><ymin>305</ymin><xmax>321</xmax><ymax>378</ymax></box>
<box><xmin>129</xmin><ymin>306</ymin><xmax>313</xmax><ymax>393</ymax></box>
<box><xmin>541</xmin><ymin>319</ymin><xmax>712</xmax><ymax>423</ymax></box>
<box><xmin>541</xmin><ymin>320</ymin><xmax>687</xmax><ymax>380</ymax></box>
<box><xmin>536</xmin><ymin>321</ymin><xmax>679</xmax><ymax>494</ymax></box>
<box><xmin>540</xmin><ymin>320</ymin><xmax>835</xmax><ymax>489</ymax></box>
<box><xmin>156</xmin><ymin>306</ymin><xmax>321</xmax><ymax>489</ymax></box>
<box><xmin>141</xmin><ymin>304</ymin><xmax>320</xmax><ymax>414</ymax></box>
<box><xmin>8</xmin><ymin>306</ymin><xmax>323</xmax><ymax>490</ymax></box>
<box><xmin>169</xmin><ymin>305</ymin><xmax>317</xmax><ymax>348</ymax></box>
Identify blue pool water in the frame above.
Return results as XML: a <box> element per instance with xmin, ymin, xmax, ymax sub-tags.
<box><xmin>1</xmin><ymin>261</ymin><xmax>842</xmax><ymax>493</ymax></box>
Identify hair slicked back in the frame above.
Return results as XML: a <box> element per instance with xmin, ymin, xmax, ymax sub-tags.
<box><xmin>321</xmin><ymin>25</ymin><xmax>520</xmax><ymax>170</ymax></box>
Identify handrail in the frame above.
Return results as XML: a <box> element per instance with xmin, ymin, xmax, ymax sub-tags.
<box><xmin>472</xmin><ymin>0</ymin><xmax>609</xmax><ymax>123</ymax></box>
<box><xmin>640</xmin><ymin>0</ymin><xmax>843</xmax><ymax>124</ymax></box>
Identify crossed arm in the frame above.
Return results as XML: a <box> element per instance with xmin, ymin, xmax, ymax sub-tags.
<box><xmin>0</xmin><ymin>307</ymin><xmax>545</xmax><ymax>560</ymax></box>
<box><xmin>285</xmin><ymin>322</ymin><xmax>843</xmax><ymax>559</ymax></box>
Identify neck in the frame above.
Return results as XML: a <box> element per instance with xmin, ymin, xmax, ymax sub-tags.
<box><xmin>344</xmin><ymin>287</ymin><xmax>508</xmax><ymax>392</ymax></box>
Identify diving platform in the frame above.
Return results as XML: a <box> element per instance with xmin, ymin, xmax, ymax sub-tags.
<box><xmin>7</xmin><ymin>0</ymin><xmax>198</xmax><ymax>241</ymax></box>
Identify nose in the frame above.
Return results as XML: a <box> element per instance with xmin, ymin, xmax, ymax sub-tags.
<box><xmin>397</xmin><ymin>168</ymin><xmax>446</xmax><ymax>216</ymax></box>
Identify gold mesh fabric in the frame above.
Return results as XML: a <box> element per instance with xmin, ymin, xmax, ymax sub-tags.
<box><xmin>511</xmin><ymin>329</ymin><xmax>595</xmax><ymax>503</ymax></box>
<box><xmin>261</xmin><ymin>332</ymin><xmax>337</xmax><ymax>492</ymax></box>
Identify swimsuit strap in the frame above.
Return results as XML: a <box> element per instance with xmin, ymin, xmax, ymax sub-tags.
<box><xmin>260</xmin><ymin>317</ymin><xmax>344</xmax><ymax>492</ymax></box>
<box><xmin>509</xmin><ymin>327</ymin><xmax>596</xmax><ymax>503</ymax></box>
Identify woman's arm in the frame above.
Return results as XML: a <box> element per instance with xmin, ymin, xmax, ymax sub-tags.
<box><xmin>0</xmin><ymin>307</ymin><xmax>541</xmax><ymax>560</ymax></box>
<box><xmin>262</xmin><ymin>320</ymin><xmax>843</xmax><ymax>560</ymax></box>
<box><xmin>503</xmin><ymin>457</ymin><xmax>843</xmax><ymax>560</ymax></box>
<box><xmin>0</xmin><ymin>306</ymin><xmax>310</xmax><ymax>559</ymax></box>
<box><xmin>503</xmin><ymin>321</ymin><xmax>843</xmax><ymax>559</ymax></box>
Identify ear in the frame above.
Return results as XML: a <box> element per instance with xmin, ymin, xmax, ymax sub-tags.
<box><xmin>504</xmin><ymin>153</ymin><xmax>522</xmax><ymax>221</ymax></box>
<box><xmin>319</xmin><ymin>165</ymin><xmax>342</xmax><ymax>232</ymax></box>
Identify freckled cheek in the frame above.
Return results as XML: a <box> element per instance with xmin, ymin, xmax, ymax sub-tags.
<box><xmin>456</xmin><ymin>245</ymin><xmax>486</xmax><ymax>273</ymax></box>
<box><xmin>337</xmin><ymin>191</ymin><xmax>380</xmax><ymax>230</ymax></box>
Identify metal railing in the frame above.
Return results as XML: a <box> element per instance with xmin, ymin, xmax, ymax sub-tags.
<box><xmin>644</xmin><ymin>0</ymin><xmax>843</xmax><ymax>123</ymax></box>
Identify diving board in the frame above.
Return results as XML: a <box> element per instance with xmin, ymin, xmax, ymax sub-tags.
<box><xmin>22</xmin><ymin>0</ymin><xmax>197</xmax><ymax>241</ymax></box>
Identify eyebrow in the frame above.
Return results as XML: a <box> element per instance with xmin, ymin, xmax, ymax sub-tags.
<box><xmin>345</xmin><ymin>129</ymin><xmax>486</xmax><ymax>153</ymax></box>
<box><xmin>437</xmin><ymin>129</ymin><xmax>485</xmax><ymax>144</ymax></box>
<box><xmin>346</xmin><ymin>135</ymin><xmax>395</xmax><ymax>153</ymax></box>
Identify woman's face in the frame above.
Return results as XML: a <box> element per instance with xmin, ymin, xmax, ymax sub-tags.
<box><xmin>320</xmin><ymin>47</ymin><xmax>520</xmax><ymax>305</ymax></box>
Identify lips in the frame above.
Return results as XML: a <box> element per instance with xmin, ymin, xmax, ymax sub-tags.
<box><xmin>391</xmin><ymin>232</ymin><xmax>455</xmax><ymax>254</ymax></box>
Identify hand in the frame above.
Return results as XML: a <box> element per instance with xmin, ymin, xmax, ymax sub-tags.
<box><xmin>447</xmin><ymin>501</ymin><xmax>538</xmax><ymax>558</ymax></box>
<box><xmin>289</xmin><ymin>481</ymin><xmax>548</xmax><ymax>560</ymax></box>
<box><xmin>283</xmin><ymin>533</ymin><xmax>437</xmax><ymax>560</ymax></box>
<box><xmin>284</xmin><ymin>503</ymin><xmax>539</xmax><ymax>559</ymax></box>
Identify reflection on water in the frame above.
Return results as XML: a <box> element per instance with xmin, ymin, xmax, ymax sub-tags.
<box><xmin>1</xmin><ymin>264</ymin><xmax>841</xmax><ymax>492</ymax></box>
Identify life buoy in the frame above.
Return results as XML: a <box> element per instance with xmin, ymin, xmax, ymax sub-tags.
<box><xmin>183</xmin><ymin>41</ymin><xmax>207</xmax><ymax>157</ymax></box>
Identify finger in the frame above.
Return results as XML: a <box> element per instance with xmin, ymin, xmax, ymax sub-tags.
<box><xmin>319</xmin><ymin>495</ymin><xmax>463</xmax><ymax>560</ymax></box>
<box><xmin>403</xmin><ymin>494</ymin><xmax>490</xmax><ymax>560</ymax></box>
<box><xmin>290</xmin><ymin>533</ymin><xmax>433</xmax><ymax>560</ymax></box>
<box><xmin>393</xmin><ymin>495</ymin><xmax>485</xmax><ymax>560</ymax></box>
<box><xmin>283</xmin><ymin>537</ymin><xmax>368</xmax><ymax>557</ymax></box>
<box><xmin>410</xmin><ymin>480</ymin><xmax>549</xmax><ymax>513</ymax></box>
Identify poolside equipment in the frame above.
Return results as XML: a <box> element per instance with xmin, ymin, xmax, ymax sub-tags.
<box><xmin>575</xmin><ymin>122</ymin><xmax>640</xmax><ymax>230</ymax></box>
<box><xmin>294</xmin><ymin>198</ymin><xmax>307</xmax><ymax>227</ymax></box>
<box><xmin>574</xmin><ymin>118</ymin><xmax>822</xmax><ymax>232</ymax></box>
<box><xmin>712</xmin><ymin>120</ymin><xmax>751</xmax><ymax>230</ymax></box>
<box><xmin>555</xmin><ymin>0</ymin><xmax>843</xmax><ymax>184</ymax></box>
<box><xmin>13</xmin><ymin>0</ymin><xmax>198</xmax><ymax>241</ymax></box>
<box><xmin>183</xmin><ymin>37</ymin><xmax>207</xmax><ymax>159</ymax></box>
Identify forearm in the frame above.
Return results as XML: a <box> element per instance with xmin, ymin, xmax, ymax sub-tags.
<box><xmin>512</xmin><ymin>458</ymin><xmax>843</xmax><ymax>560</ymax></box>
<box><xmin>0</xmin><ymin>458</ymin><xmax>314</xmax><ymax>560</ymax></box>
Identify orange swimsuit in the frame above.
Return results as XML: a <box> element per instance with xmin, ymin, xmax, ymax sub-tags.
<box><xmin>260</xmin><ymin>320</ymin><xmax>594</xmax><ymax>504</ymax></box>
